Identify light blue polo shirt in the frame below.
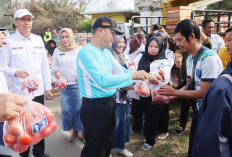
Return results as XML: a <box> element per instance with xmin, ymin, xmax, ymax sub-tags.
<box><xmin>76</xmin><ymin>43</ymin><xmax>133</xmax><ymax>98</ymax></box>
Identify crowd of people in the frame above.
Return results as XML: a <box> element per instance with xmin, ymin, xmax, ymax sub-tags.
<box><xmin>0</xmin><ymin>8</ymin><xmax>232</xmax><ymax>157</ymax></box>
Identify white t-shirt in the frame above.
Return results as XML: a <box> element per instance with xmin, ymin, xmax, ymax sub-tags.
<box><xmin>210</xmin><ymin>34</ymin><xmax>225</xmax><ymax>53</ymax></box>
<box><xmin>186</xmin><ymin>48</ymin><xmax>223</xmax><ymax>110</ymax></box>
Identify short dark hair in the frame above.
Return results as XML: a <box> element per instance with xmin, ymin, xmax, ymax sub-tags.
<box><xmin>92</xmin><ymin>27</ymin><xmax>98</xmax><ymax>34</ymax></box>
<box><xmin>174</xmin><ymin>19</ymin><xmax>200</xmax><ymax>42</ymax></box>
<box><xmin>202</xmin><ymin>18</ymin><xmax>214</xmax><ymax>29</ymax></box>
<box><xmin>226</xmin><ymin>27</ymin><xmax>232</xmax><ymax>34</ymax></box>
<box><xmin>13</xmin><ymin>24</ymin><xmax>17</xmax><ymax>29</ymax></box>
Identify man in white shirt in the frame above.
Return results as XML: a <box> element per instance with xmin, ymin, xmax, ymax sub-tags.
<box><xmin>202</xmin><ymin>18</ymin><xmax>225</xmax><ymax>53</ymax></box>
<box><xmin>158</xmin><ymin>19</ymin><xmax>223</xmax><ymax>156</ymax></box>
<box><xmin>0</xmin><ymin>9</ymin><xmax>52</xmax><ymax>157</ymax></box>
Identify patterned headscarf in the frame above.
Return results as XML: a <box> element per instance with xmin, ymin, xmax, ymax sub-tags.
<box><xmin>110</xmin><ymin>35</ymin><xmax>127</xmax><ymax>65</ymax></box>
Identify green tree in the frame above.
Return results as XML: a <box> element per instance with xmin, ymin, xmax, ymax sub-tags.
<box><xmin>23</xmin><ymin>0</ymin><xmax>89</xmax><ymax>36</ymax></box>
<box><xmin>0</xmin><ymin>0</ymin><xmax>19</xmax><ymax>30</ymax></box>
<box><xmin>207</xmin><ymin>0</ymin><xmax>232</xmax><ymax>10</ymax></box>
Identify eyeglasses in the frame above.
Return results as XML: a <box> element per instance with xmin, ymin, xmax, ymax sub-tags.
<box><xmin>16</xmin><ymin>18</ymin><xmax>33</xmax><ymax>22</ymax></box>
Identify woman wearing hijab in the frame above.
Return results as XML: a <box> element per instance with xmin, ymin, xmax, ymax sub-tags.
<box><xmin>77</xmin><ymin>33</ymin><xmax>87</xmax><ymax>47</ymax></box>
<box><xmin>124</xmin><ymin>34</ymin><xmax>145</xmax><ymax>61</ymax></box>
<box><xmin>108</xmin><ymin>36</ymin><xmax>133</xmax><ymax>157</ymax></box>
<box><xmin>51</xmin><ymin>28</ymin><xmax>83</xmax><ymax>142</ymax></box>
<box><xmin>130</xmin><ymin>36</ymin><xmax>173</xmax><ymax>150</ymax></box>
<box><xmin>154</xmin><ymin>32</ymin><xmax>175</xmax><ymax>140</ymax></box>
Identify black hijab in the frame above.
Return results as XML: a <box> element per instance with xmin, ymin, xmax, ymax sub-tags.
<box><xmin>137</xmin><ymin>36</ymin><xmax>167</xmax><ymax>72</ymax></box>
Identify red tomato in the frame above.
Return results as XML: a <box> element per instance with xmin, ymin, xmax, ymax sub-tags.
<box><xmin>50</xmin><ymin>120</ymin><xmax>57</xmax><ymax>131</ymax></box>
<box><xmin>162</xmin><ymin>96</ymin><xmax>170</xmax><ymax>103</ymax></box>
<box><xmin>32</xmin><ymin>133</ymin><xmax>42</xmax><ymax>145</ymax></box>
<box><xmin>45</xmin><ymin>110</ymin><xmax>54</xmax><ymax>123</ymax></box>
<box><xmin>25</xmin><ymin>123</ymin><xmax>33</xmax><ymax>135</ymax></box>
<box><xmin>19</xmin><ymin>133</ymin><xmax>33</xmax><ymax>145</ymax></box>
<box><xmin>5</xmin><ymin>143</ymin><xmax>14</xmax><ymax>150</ymax></box>
<box><xmin>8</xmin><ymin>121</ymin><xmax>23</xmax><ymax>135</ymax></box>
<box><xmin>41</xmin><ymin>126</ymin><xmax>52</xmax><ymax>137</ymax></box>
<box><xmin>32</xmin><ymin>79</ymin><xmax>39</xmax><ymax>87</ymax></box>
<box><xmin>153</xmin><ymin>95</ymin><xmax>159</xmax><ymax>101</ymax></box>
<box><xmin>4</xmin><ymin>133</ymin><xmax>16</xmax><ymax>144</ymax></box>
<box><xmin>140</xmin><ymin>90</ymin><xmax>146</xmax><ymax>95</ymax></box>
<box><xmin>153</xmin><ymin>89</ymin><xmax>157</xmax><ymax>95</ymax></box>
<box><xmin>34</xmin><ymin>104</ymin><xmax>45</xmax><ymax>116</ymax></box>
<box><xmin>13</xmin><ymin>143</ymin><xmax>29</xmax><ymax>153</ymax></box>
<box><xmin>22</xmin><ymin>110</ymin><xmax>34</xmax><ymax>124</ymax></box>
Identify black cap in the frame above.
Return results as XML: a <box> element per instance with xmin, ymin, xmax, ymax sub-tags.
<box><xmin>92</xmin><ymin>16</ymin><xmax>123</xmax><ymax>35</ymax></box>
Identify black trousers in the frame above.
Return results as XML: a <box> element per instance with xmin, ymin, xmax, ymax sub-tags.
<box><xmin>80</xmin><ymin>95</ymin><xmax>116</xmax><ymax>157</ymax></box>
<box><xmin>131</xmin><ymin>97</ymin><xmax>159</xmax><ymax>146</ymax></box>
<box><xmin>179</xmin><ymin>98</ymin><xmax>190</xmax><ymax>128</ymax></box>
<box><xmin>157</xmin><ymin>103</ymin><xmax>169</xmax><ymax>133</ymax></box>
<box><xmin>20</xmin><ymin>95</ymin><xmax>45</xmax><ymax>157</ymax></box>
<box><xmin>188</xmin><ymin>114</ymin><xmax>197</xmax><ymax>157</ymax></box>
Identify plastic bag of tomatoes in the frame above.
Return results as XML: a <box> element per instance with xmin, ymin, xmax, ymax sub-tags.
<box><xmin>21</xmin><ymin>76</ymin><xmax>39</xmax><ymax>93</ymax></box>
<box><xmin>134</xmin><ymin>80</ymin><xmax>151</xmax><ymax>97</ymax></box>
<box><xmin>55</xmin><ymin>77</ymin><xmax>67</xmax><ymax>90</ymax></box>
<box><xmin>151</xmin><ymin>87</ymin><xmax>170</xmax><ymax>109</ymax></box>
<box><xmin>3</xmin><ymin>99</ymin><xmax>57</xmax><ymax>153</ymax></box>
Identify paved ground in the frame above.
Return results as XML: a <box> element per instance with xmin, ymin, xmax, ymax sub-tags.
<box><xmin>39</xmin><ymin>93</ymin><xmax>83</xmax><ymax>157</ymax></box>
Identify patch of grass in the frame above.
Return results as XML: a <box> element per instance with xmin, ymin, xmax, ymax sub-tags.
<box><xmin>126</xmin><ymin>100</ymin><xmax>193</xmax><ymax>157</ymax></box>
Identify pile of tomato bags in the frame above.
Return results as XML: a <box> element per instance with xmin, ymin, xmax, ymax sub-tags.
<box><xmin>3</xmin><ymin>99</ymin><xmax>57</xmax><ymax>153</ymax></box>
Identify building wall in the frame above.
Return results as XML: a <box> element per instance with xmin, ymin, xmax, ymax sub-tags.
<box><xmin>91</xmin><ymin>13</ymin><xmax>127</xmax><ymax>24</ymax></box>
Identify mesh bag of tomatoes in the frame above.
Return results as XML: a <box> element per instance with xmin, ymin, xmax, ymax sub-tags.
<box><xmin>3</xmin><ymin>100</ymin><xmax>57</xmax><ymax>153</ymax></box>
<box><xmin>21</xmin><ymin>77</ymin><xmax>39</xmax><ymax>93</ymax></box>
<box><xmin>55</xmin><ymin>77</ymin><xmax>67</xmax><ymax>90</ymax></box>
<box><xmin>134</xmin><ymin>80</ymin><xmax>151</xmax><ymax>97</ymax></box>
<box><xmin>152</xmin><ymin>88</ymin><xmax>170</xmax><ymax>108</ymax></box>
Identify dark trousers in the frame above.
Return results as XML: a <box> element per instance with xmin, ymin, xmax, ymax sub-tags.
<box><xmin>188</xmin><ymin>114</ymin><xmax>197</xmax><ymax>157</ymax></box>
<box><xmin>20</xmin><ymin>95</ymin><xmax>45</xmax><ymax>157</ymax></box>
<box><xmin>80</xmin><ymin>95</ymin><xmax>116</xmax><ymax>157</ymax></box>
<box><xmin>0</xmin><ymin>122</ymin><xmax>4</xmax><ymax>146</ymax></box>
<box><xmin>157</xmin><ymin>103</ymin><xmax>169</xmax><ymax>133</ymax></box>
<box><xmin>131</xmin><ymin>97</ymin><xmax>159</xmax><ymax>146</ymax></box>
<box><xmin>179</xmin><ymin>98</ymin><xmax>190</xmax><ymax>128</ymax></box>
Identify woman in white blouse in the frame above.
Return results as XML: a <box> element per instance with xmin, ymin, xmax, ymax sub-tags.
<box><xmin>51</xmin><ymin>28</ymin><xmax>83</xmax><ymax>142</ymax></box>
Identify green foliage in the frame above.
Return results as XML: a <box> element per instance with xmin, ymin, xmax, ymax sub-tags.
<box><xmin>207</xmin><ymin>0</ymin><xmax>232</xmax><ymax>10</ymax></box>
<box><xmin>79</xmin><ymin>18</ymin><xmax>92</xmax><ymax>33</ymax></box>
<box><xmin>0</xmin><ymin>0</ymin><xmax>15</xmax><ymax>30</ymax></box>
<box><xmin>0</xmin><ymin>0</ymin><xmax>91</xmax><ymax>35</ymax></box>
<box><xmin>22</xmin><ymin>0</ymin><xmax>86</xmax><ymax>36</ymax></box>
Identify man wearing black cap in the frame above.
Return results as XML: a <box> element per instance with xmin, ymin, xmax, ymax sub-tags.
<box><xmin>76</xmin><ymin>16</ymin><xmax>148</xmax><ymax>157</ymax></box>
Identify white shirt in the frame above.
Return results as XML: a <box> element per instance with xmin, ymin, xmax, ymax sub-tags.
<box><xmin>210</xmin><ymin>34</ymin><xmax>225</xmax><ymax>53</ymax></box>
<box><xmin>51</xmin><ymin>47</ymin><xmax>82</xmax><ymax>85</ymax></box>
<box><xmin>0</xmin><ymin>67</ymin><xmax>8</xmax><ymax>94</ymax></box>
<box><xmin>186</xmin><ymin>48</ymin><xmax>223</xmax><ymax>110</ymax></box>
<box><xmin>0</xmin><ymin>31</ymin><xmax>52</xmax><ymax>96</ymax></box>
